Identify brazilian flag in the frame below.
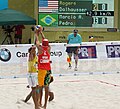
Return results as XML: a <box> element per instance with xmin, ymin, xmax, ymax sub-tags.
<box><xmin>38</xmin><ymin>13</ymin><xmax>58</xmax><ymax>27</ymax></box>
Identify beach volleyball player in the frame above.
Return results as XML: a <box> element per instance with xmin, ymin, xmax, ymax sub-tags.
<box><xmin>34</xmin><ymin>25</ymin><xmax>53</xmax><ymax>109</ymax></box>
<box><xmin>27</xmin><ymin>45</ymin><xmax>39</xmax><ymax>109</ymax></box>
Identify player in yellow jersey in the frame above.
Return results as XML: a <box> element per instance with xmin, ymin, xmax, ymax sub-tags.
<box><xmin>27</xmin><ymin>45</ymin><xmax>40</xmax><ymax>109</ymax></box>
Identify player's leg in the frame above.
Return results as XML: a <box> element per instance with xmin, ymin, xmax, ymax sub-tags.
<box><xmin>43</xmin><ymin>86</ymin><xmax>49</xmax><ymax>109</ymax></box>
<box><xmin>43</xmin><ymin>71</ymin><xmax>51</xmax><ymax>109</ymax></box>
<box><xmin>48</xmin><ymin>91</ymin><xmax>54</xmax><ymax>102</ymax></box>
<box><xmin>35</xmin><ymin>74</ymin><xmax>40</xmax><ymax>104</ymax></box>
<box><xmin>38</xmin><ymin>69</ymin><xmax>47</xmax><ymax>107</ymax></box>
<box><xmin>68</xmin><ymin>53</ymin><xmax>72</xmax><ymax>68</ymax></box>
<box><xmin>27</xmin><ymin>73</ymin><xmax>39</xmax><ymax>109</ymax></box>
<box><xmin>24</xmin><ymin>72</ymin><xmax>39</xmax><ymax>103</ymax></box>
<box><xmin>38</xmin><ymin>86</ymin><xmax>43</xmax><ymax>107</ymax></box>
<box><xmin>32</xmin><ymin>73</ymin><xmax>40</xmax><ymax>109</ymax></box>
<box><xmin>74</xmin><ymin>55</ymin><xmax>78</xmax><ymax>71</ymax></box>
<box><xmin>48</xmin><ymin>74</ymin><xmax>54</xmax><ymax>101</ymax></box>
<box><xmin>73</xmin><ymin>47</ymin><xmax>79</xmax><ymax>71</ymax></box>
<box><xmin>66</xmin><ymin>47</ymin><xmax>72</xmax><ymax>68</ymax></box>
<box><xmin>24</xmin><ymin>90</ymin><xmax>32</xmax><ymax>103</ymax></box>
<box><xmin>25</xmin><ymin>73</ymin><xmax>33</xmax><ymax>103</ymax></box>
<box><xmin>31</xmin><ymin>87</ymin><xmax>39</xmax><ymax>109</ymax></box>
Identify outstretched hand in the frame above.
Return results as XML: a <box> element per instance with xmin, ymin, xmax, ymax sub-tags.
<box><xmin>38</xmin><ymin>26</ymin><xmax>43</xmax><ymax>33</ymax></box>
<box><xmin>34</xmin><ymin>25</ymin><xmax>43</xmax><ymax>36</ymax></box>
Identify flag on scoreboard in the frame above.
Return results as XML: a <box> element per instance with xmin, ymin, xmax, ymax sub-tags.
<box><xmin>39</xmin><ymin>0</ymin><xmax>58</xmax><ymax>12</ymax></box>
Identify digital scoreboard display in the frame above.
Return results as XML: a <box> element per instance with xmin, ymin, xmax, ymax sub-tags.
<box><xmin>38</xmin><ymin>0</ymin><xmax>114</xmax><ymax>28</ymax></box>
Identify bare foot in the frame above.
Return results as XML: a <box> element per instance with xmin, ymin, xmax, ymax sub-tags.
<box><xmin>42</xmin><ymin>105</ymin><xmax>46</xmax><ymax>109</ymax></box>
<box><xmin>49</xmin><ymin>92</ymin><xmax>54</xmax><ymax>102</ymax></box>
<box><xmin>38</xmin><ymin>103</ymin><xmax>42</xmax><ymax>107</ymax></box>
<box><xmin>35</xmin><ymin>106</ymin><xmax>41</xmax><ymax>109</ymax></box>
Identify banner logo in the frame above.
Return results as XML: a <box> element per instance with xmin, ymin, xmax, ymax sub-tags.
<box><xmin>50</xmin><ymin>51</ymin><xmax>62</xmax><ymax>57</ymax></box>
<box><xmin>78</xmin><ymin>46</ymin><xmax>97</xmax><ymax>59</ymax></box>
<box><xmin>106</xmin><ymin>45</ymin><xmax>120</xmax><ymax>58</ymax></box>
<box><xmin>0</xmin><ymin>48</ymin><xmax>11</xmax><ymax>62</ymax></box>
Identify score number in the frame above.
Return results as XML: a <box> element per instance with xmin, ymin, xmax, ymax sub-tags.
<box><xmin>93</xmin><ymin>17</ymin><xmax>107</xmax><ymax>24</ymax></box>
<box><xmin>92</xmin><ymin>3</ymin><xmax>111</xmax><ymax>25</ymax></box>
<box><xmin>93</xmin><ymin>3</ymin><xmax>107</xmax><ymax>11</ymax></box>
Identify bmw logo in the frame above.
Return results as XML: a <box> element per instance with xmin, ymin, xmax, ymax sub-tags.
<box><xmin>0</xmin><ymin>48</ymin><xmax>11</xmax><ymax>62</ymax></box>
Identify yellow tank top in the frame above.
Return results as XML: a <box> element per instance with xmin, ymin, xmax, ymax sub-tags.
<box><xmin>28</xmin><ymin>56</ymin><xmax>38</xmax><ymax>73</ymax></box>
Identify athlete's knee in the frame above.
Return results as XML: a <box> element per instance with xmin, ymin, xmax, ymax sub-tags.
<box><xmin>74</xmin><ymin>54</ymin><xmax>78</xmax><ymax>60</ymax></box>
<box><xmin>36</xmin><ymin>88</ymin><xmax>40</xmax><ymax>93</ymax></box>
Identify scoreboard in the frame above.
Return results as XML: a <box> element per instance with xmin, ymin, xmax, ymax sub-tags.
<box><xmin>91</xmin><ymin>0</ymin><xmax>114</xmax><ymax>28</ymax></box>
<box><xmin>38</xmin><ymin>0</ymin><xmax>115</xmax><ymax>28</ymax></box>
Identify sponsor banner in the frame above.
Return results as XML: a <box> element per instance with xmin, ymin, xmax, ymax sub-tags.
<box><xmin>0</xmin><ymin>44</ymin><xmax>66</xmax><ymax>64</ymax></box>
<box><xmin>106</xmin><ymin>45</ymin><xmax>120</xmax><ymax>58</ymax></box>
<box><xmin>1</xmin><ymin>43</ymin><xmax>120</xmax><ymax>63</ymax></box>
<box><xmin>0</xmin><ymin>44</ymin><xmax>31</xmax><ymax>63</ymax></box>
<box><xmin>0</xmin><ymin>42</ymin><xmax>120</xmax><ymax>76</ymax></box>
<box><xmin>78</xmin><ymin>46</ymin><xmax>97</xmax><ymax>59</ymax></box>
<box><xmin>50</xmin><ymin>43</ymin><xmax>66</xmax><ymax>61</ymax></box>
<box><xmin>0</xmin><ymin>43</ymin><xmax>120</xmax><ymax>62</ymax></box>
<box><xmin>0</xmin><ymin>44</ymin><xmax>31</xmax><ymax>75</ymax></box>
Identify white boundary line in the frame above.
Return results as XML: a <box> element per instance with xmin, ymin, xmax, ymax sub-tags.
<box><xmin>0</xmin><ymin>71</ymin><xmax>120</xmax><ymax>79</ymax></box>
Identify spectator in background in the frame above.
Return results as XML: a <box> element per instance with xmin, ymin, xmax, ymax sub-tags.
<box><xmin>14</xmin><ymin>25</ymin><xmax>25</xmax><ymax>44</ymax></box>
<box><xmin>66</xmin><ymin>29</ymin><xmax>82</xmax><ymax>71</ymax></box>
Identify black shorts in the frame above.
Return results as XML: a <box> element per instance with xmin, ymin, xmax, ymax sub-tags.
<box><xmin>66</xmin><ymin>47</ymin><xmax>78</xmax><ymax>54</ymax></box>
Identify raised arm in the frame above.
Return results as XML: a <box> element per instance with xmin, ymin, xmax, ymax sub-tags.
<box><xmin>34</xmin><ymin>25</ymin><xmax>45</xmax><ymax>48</ymax></box>
<box><xmin>40</xmin><ymin>31</ymin><xmax>45</xmax><ymax>39</ymax></box>
<box><xmin>34</xmin><ymin>33</ymin><xmax>40</xmax><ymax>48</ymax></box>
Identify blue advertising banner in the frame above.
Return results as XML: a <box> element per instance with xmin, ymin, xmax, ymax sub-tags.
<box><xmin>78</xmin><ymin>46</ymin><xmax>97</xmax><ymax>59</ymax></box>
<box><xmin>0</xmin><ymin>0</ymin><xmax>8</xmax><ymax>10</ymax></box>
<box><xmin>106</xmin><ymin>45</ymin><xmax>120</xmax><ymax>58</ymax></box>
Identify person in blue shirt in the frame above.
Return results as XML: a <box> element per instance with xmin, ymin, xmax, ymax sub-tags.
<box><xmin>66</xmin><ymin>29</ymin><xmax>82</xmax><ymax>71</ymax></box>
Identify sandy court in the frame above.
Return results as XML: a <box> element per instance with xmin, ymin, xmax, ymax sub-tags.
<box><xmin>0</xmin><ymin>73</ymin><xmax>120</xmax><ymax>109</ymax></box>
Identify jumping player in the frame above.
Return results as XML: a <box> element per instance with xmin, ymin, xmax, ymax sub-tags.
<box><xmin>27</xmin><ymin>45</ymin><xmax>39</xmax><ymax>109</ymax></box>
<box><xmin>34</xmin><ymin>25</ymin><xmax>52</xmax><ymax>109</ymax></box>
